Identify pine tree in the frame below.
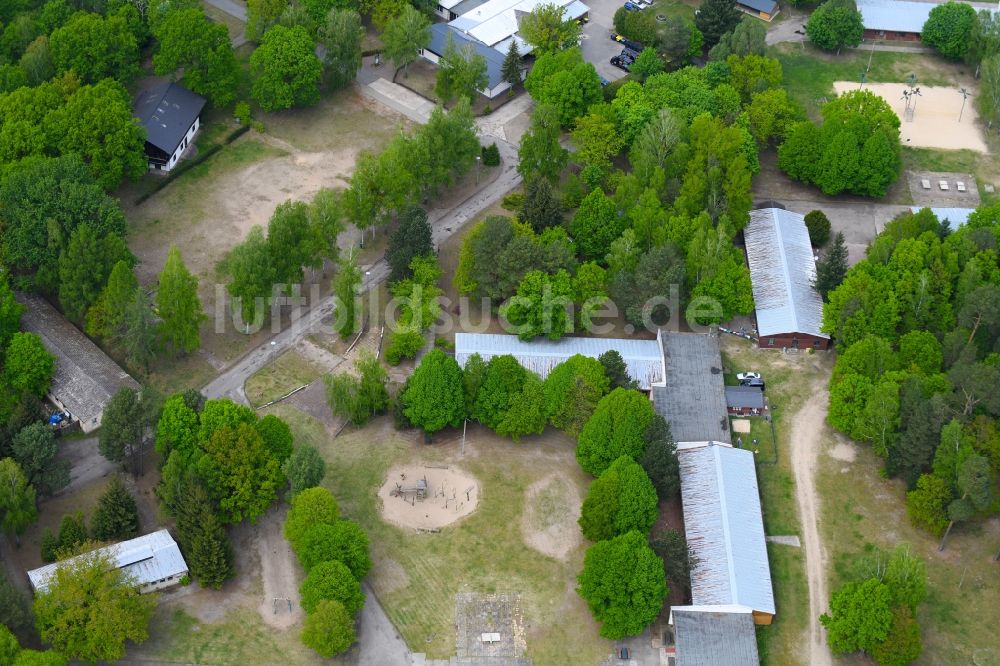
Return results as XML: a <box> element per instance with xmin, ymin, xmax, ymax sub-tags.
<box><xmin>501</xmin><ymin>39</ymin><xmax>523</xmax><ymax>92</ymax></box>
<box><xmin>694</xmin><ymin>0</ymin><xmax>743</xmax><ymax>48</ymax></box>
<box><xmin>86</xmin><ymin>260</ymin><xmax>138</xmax><ymax>341</ymax></box>
<box><xmin>176</xmin><ymin>481</ymin><xmax>233</xmax><ymax>588</ymax></box>
<box><xmin>520</xmin><ymin>178</ymin><xmax>562</xmax><ymax>232</ymax></box>
<box><xmin>122</xmin><ymin>291</ymin><xmax>158</xmax><ymax>373</ymax></box>
<box><xmin>815</xmin><ymin>232</ymin><xmax>849</xmax><ymax>300</ymax></box>
<box><xmin>156</xmin><ymin>246</ymin><xmax>204</xmax><ymax>354</ymax></box>
<box><xmin>58</xmin><ymin>224</ymin><xmax>106</xmax><ymax>323</ymax></box>
<box><xmin>91</xmin><ymin>476</ymin><xmax>139</xmax><ymax>541</ymax></box>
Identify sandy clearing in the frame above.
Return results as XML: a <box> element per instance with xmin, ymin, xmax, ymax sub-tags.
<box><xmin>732</xmin><ymin>418</ymin><xmax>751</xmax><ymax>434</ymax></box>
<box><xmin>521</xmin><ymin>472</ymin><xmax>582</xmax><ymax>561</ymax></box>
<box><xmin>828</xmin><ymin>441</ymin><xmax>857</xmax><ymax>462</ymax></box>
<box><xmin>378</xmin><ymin>465</ymin><xmax>480</xmax><ymax>530</ymax></box>
<box><xmin>833</xmin><ymin>81</ymin><xmax>988</xmax><ymax>153</ymax></box>
<box><xmin>789</xmin><ymin>380</ymin><xmax>834</xmax><ymax>666</ymax></box>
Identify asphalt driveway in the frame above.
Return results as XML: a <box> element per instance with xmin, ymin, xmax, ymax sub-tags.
<box><xmin>580</xmin><ymin>0</ymin><xmax>633</xmax><ymax>82</ymax></box>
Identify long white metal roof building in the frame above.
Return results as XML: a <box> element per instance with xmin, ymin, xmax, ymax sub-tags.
<box><xmin>744</xmin><ymin>208</ymin><xmax>829</xmax><ymax>342</ymax></box>
<box><xmin>454</xmin><ymin>332</ymin><xmax>664</xmax><ymax>389</ymax></box>
<box><xmin>857</xmin><ymin>0</ymin><xmax>997</xmax><ymax>35</ymax></box>
<box><xmin>27</xmin><ymin>530</ymin><xmax>188</xmax><ymax>595</ymax></box>
<box><xmin>448</xmin><ymin>0</ymin><xmax>588</xmax><ymax>53</ymax></box>
<box><xmin>677</xmin><ymin>441</ymin><xmax>775</xmax><ymax>621</ymax></box>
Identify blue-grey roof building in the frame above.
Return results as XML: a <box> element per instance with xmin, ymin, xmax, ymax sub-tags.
<box><xmin>650</xmin><ymin>332</ymin><xmax>731</xmax><ymax>444</ymax></box>
<box><xmin>454</xmin><ymin>332</ymin><xmax>664</xmax><ymax>389</ymax></box>
<box><xmin>422</xmin><ymin>24</ymin><xmax>513</xmax><ymax>98</ymax></box>
<box><xmin>677</xmin><ymin>441</ymin><xmax>775</xmax><ymax>624</ymax></box>
<box><xmin>744</xmin><ymin>208</ymin><xmax>831</xmax><ymax>350</ymax></box>
<box><xmin>736</xmin><ymin>0</ymin><xmax>778</xmax><ymax>21</ymax></box>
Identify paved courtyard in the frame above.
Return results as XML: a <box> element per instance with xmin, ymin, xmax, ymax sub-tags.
<box><xmin>580</xmin><ymin>0</ymin><xmax>632</xmax><ymax>83</ymax></box>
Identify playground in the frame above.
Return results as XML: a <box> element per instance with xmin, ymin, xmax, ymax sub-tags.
<box><xmin>833</xmin><ymin>81</ymin><xmax>988</xmax><ymax>153</ymax></box>
<box><xmin>378</xmin><ymin>465</ymin><xmax>480</xmax><ymax>530</ymax></box>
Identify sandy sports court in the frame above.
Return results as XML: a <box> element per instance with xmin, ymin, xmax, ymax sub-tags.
<box><xmin>833</xmin><ymin>81</ymin><xmax>988</xmax><ymax>153</ymax></box>
<box><xmin>378</xmin><ymin>465</ymin><xmax>480</xmax><ymax>530</ymax></box>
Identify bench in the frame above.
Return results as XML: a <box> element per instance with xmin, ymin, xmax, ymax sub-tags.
<box><xmin>921</xmin><ymin>178</ymin><xmax>931</xmax><ymax>190</ymax></box>
<box><xmin>957</xmin><ymin>181</ymin><xmax>967</xmax><ymax>192</ymax></box>
<box><xmin>481</xmin><ymin>633</ymin><xmax>501</xmax><ymax>644</ymax></box>
<box><xmin>939</xmin><ymin>180</ymin><xmax>949</xmax><ymax>191</ymax></box>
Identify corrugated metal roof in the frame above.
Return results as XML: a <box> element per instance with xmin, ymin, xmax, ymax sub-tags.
<box><xmin>427</xmin><ymin>24</ymin><xmax>506</xmax><ymax>88</ymax></box>
<box><xmin>857</xmin><ymin>0</ymin><xmax>996</xmax><ymax>34</ymax></box>
<box><xmin>725</xmin><ymin>385</ymin><xmax>765</xmax><ymax>410</ymax></box>
<box><xmin>745</xmin><ymin>208</ymin><xmax>829</xmax><ymax>341</ymax></box>
<box><xmin>17</xmin><ymin>293</ymin><xmax>141</xmax><ymax>433</ymax></box>
<box><xmin>454</xmin><ymin>333</ymin><xmax>663</xmax><ymax>389</ymax></box>
<box><xmin>910</xmin><ymin>207</ymin><xmax>976</xmax><ymax>230</ymax></box>
<box><xmin>650</xmin><ymin>331</ymin><xmax>730</xmax><ymax>444</ymax></box>
<box><xmin>737</xmin><ymin>0</ymin><xmax>777</xmax><ymax>13</ymax></box>
<box><xmin>450</xmin><ymin>0</ymin><xmax>584</xmax><ymax>47</ymax></box>
<box><xmin>28</xmin><ymin>530</ymin><xmax>188</xmax><ymax>594</ymax></box>
<box><xmin>677</xmin><ymin>442</ymin><xmax>775</xmax><ymax>616</ymax></box>
<box><xmin>672</xmin><ymin>607</ymin><xmax>760</xmax><ymax>666</ymax></box>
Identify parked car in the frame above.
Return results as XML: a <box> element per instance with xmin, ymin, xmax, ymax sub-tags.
<box><xmin>636</xmin><ymin>0</ymin><xmax>654</xmax><ymax>6</ymax></box>
<box><xmin>621</xmin><ymin>47</ymin><xmax>641</xmax><ymax>60</ymax></box>
<box><xmin>736</xmin><ymin>372</ymin><xmax>761</xmax><ymax>381</ymax></box>
<box><xmin>623</xmin><ymin>2</ymin><xmax>642</xmax><ymax>11</ymax></box>
<box><xmin>742</xmin><ymin>377</ymin><xmax>766</xmax><ymax>390</ymax></box>
<box><xmin>599</xmin><ymin>76</ymin><xmax>610</xmax><ymax>86</ymax></box>
<box><xmin>610</xmin><ymin>55</ymin><xmax>631</xmax><ymax>72</ymax></box>
<box><xmin>611</xmin><ymin>33</ymin><xmax>644</xmax><ymax>51</ymax></box>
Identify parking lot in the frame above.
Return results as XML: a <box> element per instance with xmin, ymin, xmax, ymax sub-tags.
<box><xmin>579</xmin><ymin>0</ymin><xmax>633</xmax><ymax>83</ymax></box>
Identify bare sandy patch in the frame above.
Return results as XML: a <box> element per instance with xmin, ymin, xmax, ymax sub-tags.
<box><xmin>521</xmin><ymin>473</ymin><xmax>581</xmax><ymax>562</ymax></box>
<box><xmin>828</xmin><ymin>441</ymin><xmax>858</xmax><ymax>463</ymax></box>
<box><xmin>732</xmin><ymin>418</ymin><xmax>752</xmax><ymax>433</ymax></box>
<box><xmin>378</xmin><ymin>465</ymin><xmax>480</xmax><ymax>530</ymax></box>
<box><xmin>833</xmin><ymin>81</ymin><xmax>988</xmax><ymax>153</ymax></box>
<box><xmin>254</xmin><ymin>504</ymin><xmax>304</xmax><ymax>629</ymax></box>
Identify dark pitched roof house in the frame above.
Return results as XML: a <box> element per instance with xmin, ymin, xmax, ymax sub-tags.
<box><xmin>736</xmin><ymin>0</ymin><xmax>778</xmax><ymax>20</ymax></box>
<box><xmin>671</xmin><ymin>606</ymin><xmax>761</xmax><ymax>665</ymax></box>
<box><xmin>134</xmin><ymin>82</ymin><xmax>205</xmax><ymax>166</ymax></box>
<box><xmin>16</xmin><ymin>293</ymin><xmax>140</xmax><ymax>433</ymax></box>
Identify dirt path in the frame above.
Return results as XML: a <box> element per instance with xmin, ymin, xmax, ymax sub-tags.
<box><xmin>789</xmin><ymin>381</ymin><xmax>834</xmax><ymax>666</ymax></box>
<box><xmin>254</xmin><ymin>504</ymin><xmax>304</xmax><ymax>629</ymax></box>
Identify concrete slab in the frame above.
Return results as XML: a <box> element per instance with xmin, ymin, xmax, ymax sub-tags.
<box><xmin>368</xmin><ymin>78</ymin><xmax>436</xmax><ymax>124</ymax></box>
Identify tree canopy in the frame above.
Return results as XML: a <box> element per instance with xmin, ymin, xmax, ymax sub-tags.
<box><xmin>579</xmin><ymin>455</ymin><xmax>658</xmax><ymax>541</ymax></box>
<box><xmin>250</xmin><ymin>25</ymin><xmax>323</xmax><ymax>111</ymax></box>
<box><xmin>922</xmin><ymin>1</ymin><xmax>978</xmax><ymax>59</ymax></box>
<box><xmin>576</xmin><ymin>388</ymin><xmax>656</xmax><ymax>476</ymax></box>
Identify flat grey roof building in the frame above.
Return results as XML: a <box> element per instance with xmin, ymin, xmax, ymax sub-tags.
<box><xmin>725</xmin><ymin>385</ymin><xmax>765</xmax><ymax>411</ymax></box>
<box><xmin>650</xmin><ymin>332</ymin><xmax>730</xmax><ymax>444</ymax></box>
<box><xmin>16</xmin><ymin>293</ymin><xmax>140</xmax><ymax>432</ymax></box>
<box><xmin>677</xmin><ymin>441</ymin><xmax>774</xmax><ymax>620</ymax></box>
<box><xmin>454</xmin><ymin>332</ymin><xmax>664</xmax><ymax>390</ymax></box>
<box><xmin>670</xmin><ymin>606</ymin><xmax>760</xmax><ymax>665</ymax></box>
<box><xmin>28</xmin><ymin>530</ymin><xmax>188</xmax><ymax>595</ymax></box>
<box><xmin>744</xmin><ymin>208</ymin><xmax>829</xmax><ymax>342</ymax></box>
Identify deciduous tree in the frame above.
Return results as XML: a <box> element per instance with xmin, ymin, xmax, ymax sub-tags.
<box><xmin>197</xmin><ymin>424</ymin><xmax>282</xmax><ymax>524</ymax></box>
<box><xmin>579</xmin><ymin>456</ymin><xmax>658</xmax><ymax>541</ymax></box>
<box><xmin>639</xmin><ymin>415</ymin><xmax>679</xmax><ymax>499</ymax></box>
<box><xmin>694</xmin><ymin>0</ymin><xmax>743</xmax><ymax>48</ymax></box>
<box><xmin>228</xmin><ymin>226</ymin><xmax>275</xmax><ymax>328</ymax></box>
<box><xmin>283</xmin><ymin>444</ymin><xmax>325</xmax><ymax>497</ymax></box>
<box><xmin>33</xmin><ymin>549</ymin><xmax>156</xmax><ymax>662</ymax></box>
<box><xmin>500</xmin><ymin>269</ymin><xmax>574</xmax><ymax>341</ymax></box>
<box><xmin>381</xmin><ymin>5</ymin><xmax>430</xmax><ymax>76</ymax></box>
<box><xmin>387</xmin><ymin>207</ymin><xmax>433</xmax><ymax>283</ymax></box>
<box><xmin>435</xmin><ymin>33</ymin><xmax>488</xmax><ymax>104</ymax></box>
<box><xmin>922</xmin><ymin>1</ymin><xmax>977</xmax><ymax>60</ymax></box>
<box><xmin>296</xmin><ymin>519</ymin><xmax>371</xmax><ymax>578</ymax></box>
<box><xmin>153</xmin><ymin>8</ymin><xmax>239</xmax><ymax>106</ymax></box>
<box><xmin>299</xmin><ymin>559</ymin><xmax>364</xmax><ymax>614</ymax></box>
<box><xmin>11</xmin><ymin>424</ymin><xmax>69</xmax><ymax>497</ymax></box>
<box><xmin>518</xmin><ymin>103</ymin><xmax>568</xmax><ymax>183</ymax></box>
<box><xmin>284</xmin><ymin>486</ymin><xmax>339</xmax><ymax>549</ymax></box>
<box><xmin>472</xmin><ymin>354</ymin><xmax>531</xmax><ymax>430</ymax></box>
<box><xmin>401</xmin><ymin>349</ymin><xmax>466</xmax><ymax>434</ymax></box>
<box><xmin>542</xmin><ymin>355</ymin><xmax>609</xmax><ymax>435</ymax></box>
<box><xmin>821</xmin><ymin>578</ymin><xmax>893</xmax><ymax>656</ymax></box>
<box><xmin>0</xmin><ymin>459</ymin><xmax>36</xmax><ymax>538</ymax></box>
<box><xmin>301</xmin><ymin>599</ymin><xmax>356</xmax><ymax>657</ymax></box>
<box><xmin>320</xmin><ymin>8</ymin><xmax>364</xmax><ymax>89</ymax></box>
<box><xmin>3</xmin><ymin>333</ymin><xmax>54</xmax><ymax>399</ymax></box>
<box><xmin>49</xmin><ymin>11</ymin><xmax>139</xmax><ymax>83</ymax></box>
<box><xmin>250</xmin><ymin>25</ymin><xmax>323</xmax><ymax>111</ymax></box>
<box><xmin>325</xmin><ymin>352</ymin><xmax>389</xmax><ymax>425</ymax></box>
<box><xmin>806</xmin><ymin>0</ymin><xmax>864</xmax><ymax>53</ymax></box>
<box><xmin>518</xmin><ymin>2</ymin><xmax>580</xmax><ymax>54</ymax></box>
<box><xmin>576</xmin><ymin>388</ymin><xmax>655</xmax><ymax>476</ymax></box>
<box><xmin>576</xmin><ymin>530</ymin><xmax>667</xmax><ymax>639</ymax></box>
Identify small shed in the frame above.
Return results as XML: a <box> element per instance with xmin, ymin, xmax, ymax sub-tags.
<box><xmin>28</xmin><ymin>530</ymin><xmax>188</xmax><ymax>595</ymax></box>
<box><xmin>16</xmin><ymin>293</ymin><xmax>140</xmax><ymax>433</ymax></box>
<box><xmin>736</xmin><ymin>0</ymin><xmax>778</xmax><ymax>21</ymax></box>
<box><xmin>134</xmin><ymin>82</ymin><xmax>206</xmax><ymax>172</ymax></box>
<box><xmin>725</xmin><ymin>385</ymin><xmax>766</xmax><ymax>416</ymax></box>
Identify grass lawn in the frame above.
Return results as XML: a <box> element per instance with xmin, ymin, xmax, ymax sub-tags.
<box><xmin>244</xmin><ymin>349</ymin><xmax>326</xmax><ymax>407</ymax></box>
<box><xmin>721</xmin><ymin>337</ymin><xmax>833</xmax><ymax>665</ymax></box>
<box><xmin>268</xmin><ymin>404</ymin><xmax>611</xmax><ymax>663</ymax></box>
<box><xmin>817</xmin><ymin>433</ymin><xmax>1000</xmax><ymax>665</ymax></box>
<box><xmin>771</xmin><ymin>44</ymin><xmax>964</xmax><ymax>119</ymax></box>
<box><xmin>140</xmin><ymin>607</ymin><xmax>328</xmax><ymax>665</ymax></box>
<box><xmin>650</xmin><ymin>0</ymin><xmax>697</xmax><ymax>21</ymax></box>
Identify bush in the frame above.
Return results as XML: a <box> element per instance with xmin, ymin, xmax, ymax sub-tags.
<box><xmin>234</xmin><ymin>101</ymin><xmax>251</xmax><ymax>125</ymax></box>
<box><xmin>481</xmin><ymin>143</ymin><xmax>501</xmax><ymax>166</ymax></box>
<box><xmin>805</xmin><ymin>210</ymin><xmax>832</xmax><ymax>247</ymax></box>
<box><xmin>501</xmin><ymin>192</ymin><xmax>525</xmax><ymax>212</ymax></box>
<box><xmin>384</xmin><ymin>328</ymin><xmax>425</xmax><ymax>365</ymax></box>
